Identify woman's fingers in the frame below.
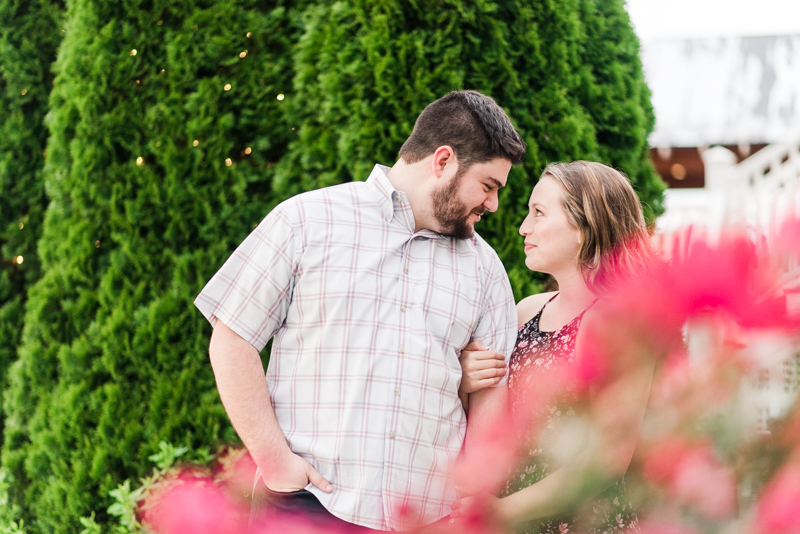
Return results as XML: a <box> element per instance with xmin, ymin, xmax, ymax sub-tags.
<box><xmin>474</xmin><ymin>368</ymin><xmax>505</xmax><ymax>380</ymax></box>
<box><xmin>465</xmin><ymin>358</ymin><xmax>506</xmax><ymax>374</ymax></box>
<box><xmin>478</xmin><ymin>377</ymin><xmax>503</xmax><ymax>387</ymax></box>
<box><xmin>470</xmin><ymin>350</ymin><xmax>505</xmax><ymax>361</ymax></box>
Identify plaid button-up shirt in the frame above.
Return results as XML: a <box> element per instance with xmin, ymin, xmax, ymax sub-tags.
<box><xmin>195</xmin><ymin>165</ymin><xmax>517</xmax><ymax>530</ymax></box>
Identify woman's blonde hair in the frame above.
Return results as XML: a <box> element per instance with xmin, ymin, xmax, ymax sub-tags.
<box><xmin>541</xmin><ymin>161</ymin><xmax>654</xmax><ymax>294</ymax></box>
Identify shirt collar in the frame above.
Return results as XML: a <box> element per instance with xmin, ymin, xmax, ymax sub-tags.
<box><xmin>365</xmin><ymin>164</ymin><xmax>439</xmax><ymax>239</ymax></box>
<box><xmin>365</xmin><ymin>164</ymin><xmax>397</xmax><ymax>222</ymax></box>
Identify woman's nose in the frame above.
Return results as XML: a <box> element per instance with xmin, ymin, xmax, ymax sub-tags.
<box><xmin>519</xmin><ymin>215</ymin><xmax>533</xmax><ymax>236</ymax></box>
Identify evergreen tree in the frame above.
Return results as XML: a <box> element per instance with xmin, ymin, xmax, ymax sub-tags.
<box><xmin>1</xmin><ymin>0</ymin><xmax>299</xmax><ymax>531</ymax></box>
<box><xmin>0</xmin><ymin>0</ymin><xmax>64</xmax><ymax>440</ymax></box>
<box><xmin>276</xmin><ymin>0</ymin><xmax>664</xmax><ymax>299</ymax></box>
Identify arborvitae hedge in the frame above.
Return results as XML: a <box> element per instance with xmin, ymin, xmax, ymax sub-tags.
<box><xmin>0</xmin><ymin>0</ymin><xmax>63</xmax><ymax>441</ymax></box>
<box><xmin>2</xmin><ymin>0</ymin><xmax>662</xmax><ymax>532</ymax></box>
<box><xmin>2</xmin><ymin>0</ymin><xmax>300</xmax><ymax>531</ymax></box>
<box><xmin>276</xmin><ymin>0</ymin><xmax>663</xmax><ymax>299</ymax></box>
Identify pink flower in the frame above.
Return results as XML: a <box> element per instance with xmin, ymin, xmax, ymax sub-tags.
<box><xmin>755</xmin><ymin>462</ymin><xmax>800</xmax><ymax>534</ymax></box>
<box><xmin>642</xmin><ymin>439</ymin><xmax>736</xmax><ymax>520</ymax></box>
<box><xmin>146</xmin><ymin>476</ymin><xmax>247</xmax><ymax>534</ymax></box>
<box><xmin>670</xmin><ymin>448</ymin><xmax>736</xmax><ymax>519</ymax></box>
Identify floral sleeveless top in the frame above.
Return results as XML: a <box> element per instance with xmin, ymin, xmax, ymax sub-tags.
<box><xmin>501</xmin><ymin>295</ymin><xmax>639</xmax><ymax>534</ymax></box>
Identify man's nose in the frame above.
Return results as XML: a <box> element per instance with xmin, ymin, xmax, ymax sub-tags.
<box><xmin>484</xmin><ymin>192</ymin><xmax>499</xmax><ymax>213</ymax></box>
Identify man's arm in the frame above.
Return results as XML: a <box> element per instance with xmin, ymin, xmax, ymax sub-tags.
<box><xmin>209</xmin><ymin>320</ymin><xmax>332</xmax><ymax>493</ymax></box>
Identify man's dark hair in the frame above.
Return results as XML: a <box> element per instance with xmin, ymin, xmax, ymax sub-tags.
<box><xmin>399</xmin><ymin>90</ymin><xmax>526</xmax><ymax>168</ymax></box>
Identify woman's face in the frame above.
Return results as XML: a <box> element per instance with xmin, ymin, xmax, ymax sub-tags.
<box><xmin>519</xmin><ymin>176</ymin><xmax>583</xmax><ymax>275</ymax></box>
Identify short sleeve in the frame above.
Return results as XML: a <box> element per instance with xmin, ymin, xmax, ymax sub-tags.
<box><xmin>194</xmin><ymin>204</ymin><xmax>300</xmax><ymax>352</ymax></box>
<box><xmin>470</xmin><ymin>253</ymin><xmax>517</xmax><ymax>387</ymax></box>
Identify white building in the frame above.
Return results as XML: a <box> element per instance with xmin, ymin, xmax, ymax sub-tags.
<box><xmin>643</xmin><ymin>34</ymin><xmax>800</xmax><ymax>431</ymax></box>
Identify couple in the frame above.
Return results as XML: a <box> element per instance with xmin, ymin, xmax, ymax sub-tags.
<box><xmin>194</xmin><ymin>90</ymin><xmax>653</xmax><ymax>533</ymax></box>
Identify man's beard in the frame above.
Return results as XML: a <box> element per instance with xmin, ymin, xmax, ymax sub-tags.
<box><xmin>430</xmin><ymin>169</ymin><xmax>485</xmax><ymax>240</ymax></box>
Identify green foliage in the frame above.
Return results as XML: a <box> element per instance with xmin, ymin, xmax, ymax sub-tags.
<box><xmin>0</xmin><ymin>469</ymin><xmax>26</xmax><ymax>533</ymax></box>
<box><xmin>146</xmin><ymin>441</ymin><xmax>188</xmax><ymax>471</ymax></box>
<box><xmin>77</xmin><ymin>514</ymin><xmax>101</xmax><ymax>534</ymax></box>
<box><xmin>85</xmin><ymin>441</ymin><xmax>234</xmax><ymax>534</ymax></box>
<box><xmin>277</xmin><ymin>0</ymin><xmax>663</xmax><ymax>299</ymax></box>
<box><xmin>0</xmin><ymin>0</ymin><xmax>64</xmax><ymax>441</ymax></box>
<box><xmin>1</xmin><ymin>1</ymin><xmax>299</xmax><ymax>532</ymax></box>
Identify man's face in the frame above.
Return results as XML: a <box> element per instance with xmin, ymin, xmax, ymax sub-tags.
<box><xmin>431</xmin><ymin>158</ymin><xmax>512</xmax><ymax>239</ymax></box>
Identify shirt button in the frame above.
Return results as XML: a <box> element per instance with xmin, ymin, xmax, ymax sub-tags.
<box><xmin>400</xmin><ymin>306</ymin><xmax>406</xmax><ymax>313</ymax></box>
<box><xmin>395</xmin><ymin>389</ymin><xmax>401</xmax><ymax>396</ymax></box>
<box><xmin>398</xmin><ymin>346</ymin><xmax>404</xmax><ymax>354</ymax></box>
<box><xmin>389</xmin><ymin>432</ymin><xmax>396</xmax><ymax>439</ymax></box>
<box><xmin>403</xmin><ymin>268</ymin><xmax>408</xmax><ymax>274</ymax></box>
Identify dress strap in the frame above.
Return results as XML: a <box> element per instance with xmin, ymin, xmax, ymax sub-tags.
<box><xmin>539</xmin><ymin>292</ymin><xmax>559</xmax><ymax>313</ymax></box>
<box><xmin>578</xmin><ymin>298</ymin><xmax>599</xmax><ymax>317</ymax></box>
<box><xmin>531</xmin><ymin>293</ymin><xmax>559</xmax><ymax>334</ymax></box>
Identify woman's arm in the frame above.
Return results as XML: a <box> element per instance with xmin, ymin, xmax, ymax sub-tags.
<box><xmin>459</xmin><ymin>293</ymin><xmax>558</xmax><ymax>403</ymax></box>
<box><xmin>495</xmin><ymin>357</ymin><xmax>654</xmax><ymax>524</ymax></box>
<box><xmin>452</xmin><ymin>307</ymin><xmax>656</xmax><ymax>525</ymax></box>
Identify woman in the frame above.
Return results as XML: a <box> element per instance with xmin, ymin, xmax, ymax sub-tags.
<box><xmin>451</xmin><ymin>161</ymin><xmax>656</xmax><ymax>533</ymax></box>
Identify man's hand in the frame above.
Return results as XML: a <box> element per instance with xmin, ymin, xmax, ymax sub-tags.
<box><xmin>209</xmin><ymin>321</ymin><xmax>334</xmax><ymax>495</ymax></box>
<box><xmin>262</xmin><ymin>450</ymin><xmax>333</xmax><ymax>493</ymax></box>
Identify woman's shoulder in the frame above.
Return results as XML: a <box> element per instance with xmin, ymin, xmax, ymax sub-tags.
<box><xmin>516</xmin><ymin>291</ymin><xmax>558</xmax><ymax>329</ymax></box>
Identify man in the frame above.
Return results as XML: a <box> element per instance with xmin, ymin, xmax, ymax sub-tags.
<box><xmin>194</xmin><ymin>90</ymin><xmax>526</xmax><ymax>531</ymax></box>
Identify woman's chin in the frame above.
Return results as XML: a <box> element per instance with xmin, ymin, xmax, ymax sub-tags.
<box><xmin>524</xmin><ymin>258</ymin><xmax>544</xmax><ymax>272</ymax></box>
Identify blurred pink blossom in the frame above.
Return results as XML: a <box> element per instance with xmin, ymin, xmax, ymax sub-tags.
<box><xmin>755</xmin><ymin>461</ymin><xmax>800</xmax><ymax>534</ymax></box>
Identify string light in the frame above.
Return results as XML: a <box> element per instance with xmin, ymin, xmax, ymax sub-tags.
<box><xmin>193</xmin><ymin>140</ymin><xmax>199</xmax><ymax>146</ymax></box>
<box><xmin>15</xmin><ymin>256</ymin><xmax>23</xmax><ymax>265</ymax></box>
<box><xmin>277</xmin><ymin>94</ymin><xmax>284</xmax><ymax>100</ymax></box>
<box><xmin>245</xmin><ymin>147</ymin><xmax>252</xmax><ymax>154</ymax></box>
<box><xmin>246</xmin><ymin>32</ymin><xmax>251</xmax><ymax>38</ymax></box>
<box><xmin>134</xmin><ymin>80</ymin><xmax>141</xmax><ymax>85</ymax></box>
<box><xmin>157</xmin><ymin>20</ymin><xmax>163</xmax><ymax>25</ymax></box>
<box><xmin>239</xmin><ymin>50</ymin><xmax>247</xmax><ymax>58</ymax></box>
<box><xmin>131</xmin><ymin>49</ymin><xmax>137</xmax><ymax>56</ymax></box>
<box><xmin>225</xmin><ymin>158</ymin><xmax>233</xmax><ymax>166</ymax></box>
<box><xmin>95</xmin><ymin>241</ymin><xmax>101</xmax><ymax>248</ymax></box>
<box><xmin>161</xmin><ymin>69</ymin><xmax>165</xmax><ymax>73</ymax></box>
<box><xmin>19</xmin><ymin>222</ymin><xmax>24</xmax><ymax>230</ymax></box>
<box><xmin>21</xmin><ymin>89</ymin><xmax>27</xmax><ymax>96</ymax></box>
<box><xmin>136</xmin><ymin>157</ymin><xmax>144</xmax><ymax>165</ymax></box>
<box><xmin>224</xmin><ymin>84</ymin><xmax>232</xmax><ymax>91</ymax></box>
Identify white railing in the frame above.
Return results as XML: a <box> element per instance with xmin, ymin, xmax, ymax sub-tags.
<box><xmin>656</xmin><ymin>139</ymin><xmax>800</xmax><ymax>432</ymax></box>
<box><xmin>656</xmin><ymin>138</ymin><xmax>800</xmax><ymax>242</ymax></box>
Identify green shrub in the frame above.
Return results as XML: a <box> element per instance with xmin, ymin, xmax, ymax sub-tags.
<box><xmin>0</xmin><ymin>0</ymin><xmax>64</xmax><ymax>442</ymax></box>
<box><xmin>1</xmin><ymin>0</ymin><xmax>300</xmax><ymax>531</ymax></box>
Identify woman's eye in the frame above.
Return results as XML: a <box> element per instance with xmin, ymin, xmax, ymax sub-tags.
<box><xmin>535</xmin><ymin>209</ymin><xmax>543</xmax><ymax>216</ymax></box>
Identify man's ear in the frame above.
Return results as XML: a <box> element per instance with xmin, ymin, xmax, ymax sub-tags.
<box><xmin>430</xmin><ymin>145</ymin><xmax>456</xmax><ymax>179</ymax></box>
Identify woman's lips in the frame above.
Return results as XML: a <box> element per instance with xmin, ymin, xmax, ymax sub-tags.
<box><xmin>524</xmin><ymin>243</ymin><xmax>536</xmax><ymax>252</ymax></box>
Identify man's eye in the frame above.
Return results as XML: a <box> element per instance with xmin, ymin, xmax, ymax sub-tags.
<box><xmin>535</xmin><ymin>209</ymin><xmax>543</xmax><ymax>216</ymax></box>
<box><xmin>483</xmin><ymin>184</ymin><xmax>491</xmax><ymax>192</ymax></box>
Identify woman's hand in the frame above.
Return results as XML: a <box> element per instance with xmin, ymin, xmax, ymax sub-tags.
<box><xmin>459</xmin><ymin>341</ymin><xmax>507</xmax><ymax>395</ymax></box>
<box><xmin>449</xmin><ymin>491</ymin><xmax>509</xmax><ymax>527</ymax></box>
